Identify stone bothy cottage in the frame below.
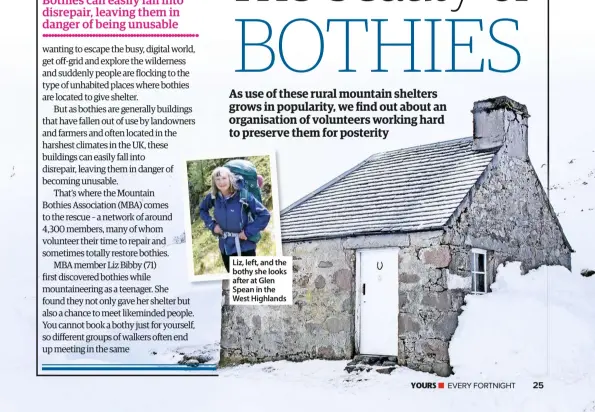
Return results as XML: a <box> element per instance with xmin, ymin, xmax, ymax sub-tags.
<box><xmin>220</xmin><ymin>96</ymin><xmax>573</xmax><ymax>376</ymax></box>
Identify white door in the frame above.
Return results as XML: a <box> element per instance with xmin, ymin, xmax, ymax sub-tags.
<box><xmin>358</xmin><ymin>248</ymin><xmax>399</xmax><ymax>356</ymax></box>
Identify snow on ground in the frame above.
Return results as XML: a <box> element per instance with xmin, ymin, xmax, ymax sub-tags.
<box><xmin>549</xmin><ymin>148</ymin><xmax>595</xmax><ymax>274</ymax></box>
<box><xmin>3</xmin><ymin>256</ymin><xmax>595</xmax><ymax>411</ymax></box>
<box><xmin>449</xmin><ymin>263</ymin><xmax>595</xmax><ymax>410</ymax></box>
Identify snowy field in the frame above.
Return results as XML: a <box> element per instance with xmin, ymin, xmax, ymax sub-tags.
<box><xmin>1</xmin><ymin>263</ymin><xmax>595</xmax><ymax>412</ymax></box>
<box><xmin>1</xmin><ymin>149</ymin><xmax>594</xmax><ymax>411</ymax></box>
<box><xmin>549</xmin><ymin>148</ymin><xmax>595</xmax><ymax>275</ymax></box>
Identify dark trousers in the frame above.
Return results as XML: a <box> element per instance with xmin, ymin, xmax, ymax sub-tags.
<box><xmin>222</xmin><ymin>249</ymin><xmax>256</xmax><ymax>273</ymax></box>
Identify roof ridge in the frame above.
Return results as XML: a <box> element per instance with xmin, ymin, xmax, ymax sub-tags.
<box><xmin>370</xmin><ymin>136</ymin><xmax>473</xmax><ymax>160</ymax></box>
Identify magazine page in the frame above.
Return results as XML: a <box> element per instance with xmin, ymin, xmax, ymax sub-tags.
<box><xmin>1</xmin><ymin>0</ymin><xmax>594</xmax><ymax>410</ymax></box>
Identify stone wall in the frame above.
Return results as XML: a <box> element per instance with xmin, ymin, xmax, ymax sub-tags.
<box><xmin>395</xmin><ymin>154</ymin><xmax>572</xmax><ymax>376</ymax></box>
<box><xmin>220</xmin><ymin>231</ymin><xmax>463</xmax><ymax>377</ymax></box>
<box><xmin>220</xmin><ymin>238</ymin><xmax>356</xmax><ymax>365</ymax></box>
<box><xmin>340</xmin><ymin>232</ymin><xmax>460</xmax><ymax>376</ymax></box>
<box><xmin>445</xmin><ymin>153</ymin><xmax>572</xmax><ymax>281</ymax></box>
<box><xmin>385</xmin><ymin>231</ymin><xmax>462</xmax><ymax>377</ymax></box>
<box><xmin>220</xmin><ymin>154</ymin><xmax>572</xmax><ymax>377</ymax></box>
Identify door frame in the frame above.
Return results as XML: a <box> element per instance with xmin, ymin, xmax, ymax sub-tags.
<box><xmin>354</xmin><ymin>247</ymin><xmax>400</xmax><ymax>355</ymax></box>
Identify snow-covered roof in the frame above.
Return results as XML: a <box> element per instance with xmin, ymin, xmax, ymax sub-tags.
<box><xmin>280</xmin><ymin>137</ymin><xmax>497</xmax><ymax>241</ymax></box>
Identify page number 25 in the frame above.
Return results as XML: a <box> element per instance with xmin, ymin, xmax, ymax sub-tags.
<box><xmin>533</xmin><ymin>382</ymin><xmax>544</xmax><ymax>389</ymax></box>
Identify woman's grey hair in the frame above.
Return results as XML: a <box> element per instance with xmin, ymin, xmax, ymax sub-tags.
<box><xmin>210</xmin><ymin>166</ymin><xmax>237</xmax><ymax>198</ymax></box>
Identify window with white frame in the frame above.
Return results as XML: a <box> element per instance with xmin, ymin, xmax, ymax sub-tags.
<box><xmin>471</xmin><ymin>248</ymin><xmax>488</xmax><ymax>294</ymax></box>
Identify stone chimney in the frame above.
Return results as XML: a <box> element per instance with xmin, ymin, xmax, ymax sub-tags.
<box><xmin>471</xmin><ymin>96</ymin><xmax>530</xmax><ymax>160</ymax></box>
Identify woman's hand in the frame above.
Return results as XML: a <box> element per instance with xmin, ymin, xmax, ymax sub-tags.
<box><xmin>213</xmin><ymin>224</ymin><xmax>223</xmax><ymax>235</ymax></box>
<box><xmin>239</xmin><ymin>230</ymin><xmax>247</xmax><ymax>240</ymax></box>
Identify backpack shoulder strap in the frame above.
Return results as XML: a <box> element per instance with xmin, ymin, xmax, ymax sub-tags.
<box><xmin>239</xmin><ymin>188</ymin><xmax>250</xmax><ymax>205</ymax></box>
<box><xmin>239</xmin><ymin>190</ymin><xmax>256</xmax><ymax>222</ymax></box>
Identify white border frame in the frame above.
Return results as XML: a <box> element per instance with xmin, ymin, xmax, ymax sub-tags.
<box><xmin>355</xmin><ymin>247</ymin><xmax>400</xmax><ymax>356</ymax></box>
<box><xmin>471</xmin><ymin>248</ymin><xmax>488</xmax><ymax>294</ymax></box>
<box><xmin>181</xmin><ymin>150</ymin><xmax>283</xmax><ymax>283</ymax></box>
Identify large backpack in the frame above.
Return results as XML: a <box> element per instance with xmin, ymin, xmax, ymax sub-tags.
<box><xmin>224</xmin><ymin>159</ymin><xmax>263</xmax><ymax>243</ymax></box>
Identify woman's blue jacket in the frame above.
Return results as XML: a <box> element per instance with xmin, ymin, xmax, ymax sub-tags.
<box><xmin>199</xmin><ymin>190</ymin><xmax>270</xmax><ymax>256</ymax></box>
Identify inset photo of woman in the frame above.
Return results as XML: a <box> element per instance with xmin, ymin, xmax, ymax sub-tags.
<box><xmin>183</xmin><ymin>153</ymin><xmax>282</xmax><ymax>280</ymax></box>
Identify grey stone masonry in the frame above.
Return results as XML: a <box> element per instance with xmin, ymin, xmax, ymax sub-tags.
<box><xmin>220</xmin><ymin>239</ymin><xmax>356</xmax><ymax>365</ymax></box>
<box><xmin>444</xmin><ymin>151</ymin><xmax>572</xmax><ymax>276</ymax></box>
<box><xmin>220</xmin><ymin>232</ymin><xmax>463</xmax><ymax>377</ymax></box>
<box><xmin>220</xmin><ymin>172</ymin><xmax>571</xmax><ymax>374</ymax></box>
<box><xmin>472</xmin><ymin>96</ymin><xmax>530</xmax><ymax>160</ymax></box>
<box><xmin>391</xmin><ymin>231</ymin><xmax>461</xmax><ymax>377</ymax></box>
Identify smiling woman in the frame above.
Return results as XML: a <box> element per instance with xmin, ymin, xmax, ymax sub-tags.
<box><xmin>199</xmin><ymin>165</ymin><xmax>271</xmax><ymax>272</ymax></box>
<box><xmin>186</xmin><ymin>155</ymin><xmax>279</xmax><ymax>277</ymax></box>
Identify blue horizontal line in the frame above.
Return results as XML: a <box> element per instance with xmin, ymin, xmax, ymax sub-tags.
<box><xmin>42</xmin><ymin>364</ymin><xmax>217</xmax><ymax>367</ymax></box>
<box><xmin>42</xmin><ymin>367</ymin><xmax>217</xmax><ymax>371</ymax></box>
